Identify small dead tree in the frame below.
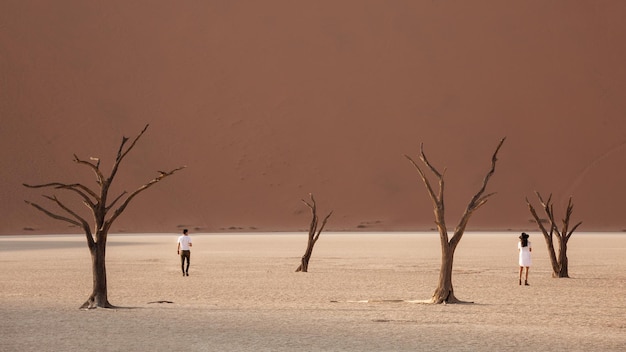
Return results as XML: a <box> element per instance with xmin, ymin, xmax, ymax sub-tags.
<box><xmin>526</xmin><ymin>192</ymin><xmax>582</xmax><ymax>278</ymax></box>
<box><xmin>24</xmin><ymin>124</ymin><xmax>185</xmax><ymax>309</ymax></box>
<box><xmin>404</xmin><ymin>138</ymin><xmax>505</xmax><ymax>304</ymax></box>
<box><xmin>295</xmin><ymin>194</ymin><xmax>333</xmax><ymax>272</ymax></box>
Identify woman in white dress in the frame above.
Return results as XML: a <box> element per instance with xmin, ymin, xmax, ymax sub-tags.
<box><xmin>518</xmin><ymin>232</ymin><xmax>532</xmax><ymax>286</ymax></box>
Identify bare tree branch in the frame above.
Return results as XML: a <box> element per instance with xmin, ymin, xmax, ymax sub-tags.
<box><xmin>463</xmin><ymin>138</ymin><xmax>505</xmax><ymax>211</ymax></box>
<box><xmin>526</xmin><ymin>197</ymin><xmax>551</xmax><ymax>237</ymax></box>
<box><xmin>105</xmin><ymin>191</ymin><xmax>128</xmax><ymax>212</ymax></box>
<box><xmin>567</xmin><ymin>221</ymin><xmax>583</xmax><ymax>240</ymax></box>
<box><xmin>104</xmin><ymin>166</ymin><xmax>186</xmax><ymax>231</ymax></box>
<box><xmin>419</xmin><ymin>143</ymin><xmax>443</xmax><ymax>179</ymax></box>
<box><xmin>314</xmin><ymin>210</ymin><xmax>333</xmax><ymax>243</ymax></box>
<box><xmin>403</xmin><ymin>154</ymin><xmax>442</xmax><ymax>216</ymax></box>
<box><xmin>404</xmin><ymin>142</ymin><xmax>445</xmax><ymax>204</ymax></box>
<box><xmin>301</xmin><ymin>194</ymin><xmax>316</xmax><ymax>211</ymax></box>
<box><xmin>108</xmin><ymin>124</ymin><xmax>149</xmax><ymax>183</ymax></box>
<box><xmin>23</xmin><ymin>182</ymin><xmax>98</xmax><ymax>208</ymax></box>
<box><xmin>564</xmin><ymin>197</ymin><xmax>583</xmax><ymax>240</ymax></box>
<box><xmin>43</xmin><ymin>195</ymin><xmax>86</xmax><ymax>223</ymax></box>
<box><xmin>24</xmin><ymin>200</ymin><xmax>82</xmax><ymax>227</ymax></box>
<box><xmin>73</xmin><ymin>154</ymin><xmax>105</xmax><ymax>186</ymax></box>
<box><xmin>43</xmin><ymin>195</ymin><xmax>94</xmax><ymax>245</ymax></box>
<box><xmin>405</xmin><ymin>145</ymin><xmax>449</xmax><ymax>242</ymax></box>
<box><xmin>474</xmin><ymin>192</ymin><xmax>498</xmax><ymax>210</ymax></box>
<box><xmin>451</xmin><ymin>138</ymin><xmax>505</xmax><ymax>247</ymax></box>
<box><xmin>301</xmin><ymin>193</ymin><xmax>319</xmax><ymax>231</ymax></box>
<box><xmin>562</xmin><ymin>197</ymin><xmax>575</xmax><ymax>235</ymax></box>
<box><xmin>89</xmin><ymin>157</ymin><xmax>101</xmax><ymax>169</ymax></box>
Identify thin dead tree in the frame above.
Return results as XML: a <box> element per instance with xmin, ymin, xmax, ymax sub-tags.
<box><xmin>295</xmin><ymin>194</ymin><xmax>333</xmax><ymax>272</ymax></box>
<box><xmin>526</xmin><ymin>192</ymin><xmax>582</xmax><ymax>278</ymax></box>
<box><xmin>24</xmin><ymin>124</ymin><xmax>185</xmax><ymax>309</ymax></box>
<box><xmin>404</xmin><ymin>138</ymin><xmax>505</xmax><ymax>304</ymax></box>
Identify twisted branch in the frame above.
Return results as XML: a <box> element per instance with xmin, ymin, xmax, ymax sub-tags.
<box><xmin>23</xmin><ymin>182</ymin><xmax>98</xmax><ymax>209</ymax></box>
<box><xmin>104</xmin><ymin>166</ymin><xmax>186</xmax><ymax>232</ymax></box>
<box><xmin>108</xmin><ymin>124</ymin><xmax>149</xmax><ymax>183</ymax></box>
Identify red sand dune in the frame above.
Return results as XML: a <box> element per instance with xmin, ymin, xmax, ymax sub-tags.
<box><xmin>2</xmin><ymin>1</ymin><xmax>626</xmax><ymax>234</ymax></box>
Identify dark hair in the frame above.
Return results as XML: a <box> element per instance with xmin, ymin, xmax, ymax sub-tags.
<box><xmin>183</xmin><ymin>229</ymin><xmax>188</xmax><ymax>234</ymax></box>
<box><xmin>519</xmin><ymin>232</ymin><xmax>529</xmax><ymax>247</ymax></box>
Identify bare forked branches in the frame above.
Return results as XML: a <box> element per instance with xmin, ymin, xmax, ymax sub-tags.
<box><xmin>24</xmin><ymin>125</ymin><xmax>185</xmax><ymax>236</ymax></box>
<box><xmin>23</xmin><ymin>124</ymin><xmax>185</xmax><ymax>309</ymax></box>
<box><xmin>296</xmin><ymin>193</ymin><xmax>333</xmax><ymax>273</ymax></box>
<box><xmin>526</xmin><ymin>192</ymin><xmax>582</xmax><ymax>278</ymax></box>
<box><xmin>404</xmin><ymin>137</ymin><xmax>505</xmax><ymax>304</ymax></box>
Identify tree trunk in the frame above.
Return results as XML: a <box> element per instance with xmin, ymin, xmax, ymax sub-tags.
<box><xmin>296</xmin><ymin>245</ymin><xmax>313</xmax><ymax>272</ymax></box>
<box><xmin>432</xmin><ymin>246</ymin><xmax>455</xmax><ymax>303</ymax></box>
<box><xmin>296</xmin><ymin>255</ymin><xmax>309</xmax><ymax>273</ymax></box>
<box><xmin>431</xmin><ymin>244</ymin><xmax>470</xmax><ymax>304</ymax></box>
<box><xmin>80</xmin><ymin>242</ymin><xmax>113</xmax><ymax>309</ymax></box>
<box><xmin>541</xmin><ymin>234</ymin><xmax>561</xmax><ymax>277</ymax></box>
<box><xmin>555</xmin><ymin>237</ymin><xmax>569</xmax><ymax>278</ymax></box>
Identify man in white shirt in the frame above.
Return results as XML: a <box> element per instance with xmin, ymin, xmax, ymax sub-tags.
<box><xmin>177</xmin><ymin>229</ymin><xmax>193</xmax><ymax>276</ymax></box>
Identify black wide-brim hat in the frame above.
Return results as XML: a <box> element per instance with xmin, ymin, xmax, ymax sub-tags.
<box><xmin>519</xmin><ymin>232</ymin><xmax>529</xmax><ymax>239</ymax></box>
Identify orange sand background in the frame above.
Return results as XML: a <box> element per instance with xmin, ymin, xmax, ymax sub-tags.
<box><xmin>2</xmin><ymin>1</ymin><xmax>626</xmax><ymax>234</ymax></box>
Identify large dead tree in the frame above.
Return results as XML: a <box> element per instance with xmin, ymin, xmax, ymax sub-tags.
<box><xmin>295</xmin><ymin>194</ymin><xmax>332</xmax><ymax>273</ymax></box>
<box><xmin>24</xmin><ymin>124</ymin><xmax>185</xmax><ymax>309</ymax></box>
<box><xmin>526</xmin><ymin>192</ymin><xmax>582</xmax><ymax>278</ymax></box>
<box><xmin>405</xmin><ymin>138</ymin><xmax>505</xmax><ymax>304</ymax></box>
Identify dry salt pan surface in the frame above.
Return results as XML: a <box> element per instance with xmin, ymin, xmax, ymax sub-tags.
<box><xmin>1</xmin><ymin>232</ymin><xmax>625</xmax><ymax>352</ymax></box>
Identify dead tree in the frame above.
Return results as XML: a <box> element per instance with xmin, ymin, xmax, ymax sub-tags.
<box><xmin>526</xmin><ymin>192</ymin><xmax>582</xmax><ymax>278</ymax></box>
<box><xmin>24</xmin><ymin>124</ymin><xmax>185</xmax><ymax>309</ymax></box>
<box><xmin>295</xmin><ymin>194</ymin><xmax>333</xmax><ymax>272</ymax></box>
<box><xmin>404</xmin><ymin>138</ymin><xmax>505</xmax><ymax>304</ymax></box>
